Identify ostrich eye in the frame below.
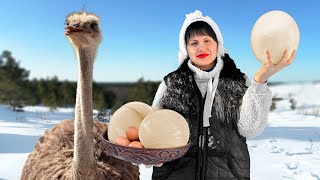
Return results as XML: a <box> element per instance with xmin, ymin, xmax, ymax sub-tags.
<box><xmin>65</xmin><ymin>21</ymin><xmax>69</xmax><ymax>26</ymax></box>
<box><xmin>74</xmin><ymin>23</ymin><xmax>80</xmax><ymax>28</ymax></box>
<box><xmin>90</xmin><ymin>23</ymin><xmax>97</xmax><ymax>29</ymax></box>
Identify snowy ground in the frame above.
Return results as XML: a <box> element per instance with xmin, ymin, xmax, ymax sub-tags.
<box><xmin>0</xmin><ymin>82</ymin><xmax>320</xmax><ymax>180</ymax></box>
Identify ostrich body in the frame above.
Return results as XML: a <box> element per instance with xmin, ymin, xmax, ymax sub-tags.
<box><xmin>21</xmin><ymin>12</ymin><xmax>139</xmax><ymax>180</ymax></box>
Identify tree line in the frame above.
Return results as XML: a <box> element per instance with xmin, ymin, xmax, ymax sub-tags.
<box><xmin>0</xmin><ymin>50</ymin><xmax>160</xmax><ymax>113</ymax></box>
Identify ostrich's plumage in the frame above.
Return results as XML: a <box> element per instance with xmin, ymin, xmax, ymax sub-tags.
<box><xmin>21</xmin><ymin>120</ymin><xmax>139</xmax><ymax>179</ymax></box>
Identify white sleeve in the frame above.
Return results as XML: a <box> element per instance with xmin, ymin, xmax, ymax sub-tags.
<box><xmin>151</xmin><ymin>81</ymin><xmax>167</xmax><ymax>110</ymax></box>
<box><xmin>237</xmin><ymin>78</ymin><xmax>272</xmax><ymax>137</ymax></box>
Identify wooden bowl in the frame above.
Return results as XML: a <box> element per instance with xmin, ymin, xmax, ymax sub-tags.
<box><xmin>100</xmin><ymin>129</ymin><xmax>191</xmax><ymax>165</ymax></box>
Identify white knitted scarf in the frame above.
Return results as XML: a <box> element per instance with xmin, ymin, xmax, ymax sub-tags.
<box><xmin>187</xmin><ymin>56</ymin><xmax>224</xmax><ymax>127</ymax></box>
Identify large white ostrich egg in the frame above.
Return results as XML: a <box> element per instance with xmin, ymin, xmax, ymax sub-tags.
<box><xmin>108</xmin><ymin>106</ymin><xmax>143</xmax><ymax>143</ymax></box>
<box><xmin>139</xmin><ymin>109</ymin><xmax>190</xmax><ymax>148</ymax></box>
<box><xmin>250</xmin><ymin>10</ymin><xmax>300</xmax><ymax>64</ymax></box>
<box><xmin>123</xmin><ymin>101</ymin><xmax>153</xmax><ymax>119</ymax></box>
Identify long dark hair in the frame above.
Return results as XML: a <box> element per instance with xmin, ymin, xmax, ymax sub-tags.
<box><xmin>220</xmin><ymin>54</ymin><xmax>245</xmax><ymax>83</ymax></box>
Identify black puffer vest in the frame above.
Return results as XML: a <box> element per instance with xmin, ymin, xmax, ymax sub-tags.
<box><xmin>152</xmin><ymin>60</ymin><xmax>250</xmax><ymax>180</ymax></box>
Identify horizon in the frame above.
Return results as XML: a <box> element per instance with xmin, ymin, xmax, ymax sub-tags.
<box><xmin>1</xmin><ymin>0</ymin><xmax>319</xmax><ymax>83</ymax></box>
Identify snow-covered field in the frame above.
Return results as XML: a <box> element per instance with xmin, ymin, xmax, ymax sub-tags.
<box><xmin>0</xmin><ymin>82</ymin><xmax>320</xmax><ymax>180</ymax></box>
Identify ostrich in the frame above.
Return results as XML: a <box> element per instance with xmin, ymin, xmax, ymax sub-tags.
<box><xmin>21</xmin><ymin>11</ymin><xmax>139</xmax><ymax>180</ymax></box>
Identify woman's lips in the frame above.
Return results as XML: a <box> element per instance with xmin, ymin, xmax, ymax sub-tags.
<box><xmin>197</xmin><ymin>54</ymin><xmax>209</xmax><ymax>58</ymax></box>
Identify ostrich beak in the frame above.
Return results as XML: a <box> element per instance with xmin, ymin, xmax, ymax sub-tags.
<box><xmin>65</xmin><ymin>26</ymin><xmax>85</xmax><ymax>35</ymax></box>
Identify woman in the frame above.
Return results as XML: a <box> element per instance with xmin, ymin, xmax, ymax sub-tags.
<box><xmin>150</xmin><ymin>10</ymin><xmax>296</xmax><ymax>180</ymax></box>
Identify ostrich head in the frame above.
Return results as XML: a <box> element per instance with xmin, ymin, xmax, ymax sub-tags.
<box><xmin>65</xmin><ymin>12</ymin><xmax>102</xmax><ymax>49</ymax></box>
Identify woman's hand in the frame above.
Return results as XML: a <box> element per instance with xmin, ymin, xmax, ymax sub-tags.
<box><xmin>144</xmin><ymin>163</ymin><xmax>163</xmax><ymax>168</ymax></box>
<box><xmin>254</xmin><ymin>49</ymin><xmax>297</xmax><ymax>83</ymax></box>
<box><xmin>132</xmin><ymin>163</ymin><xmax>163</xmax><ymax>168</ymax></box>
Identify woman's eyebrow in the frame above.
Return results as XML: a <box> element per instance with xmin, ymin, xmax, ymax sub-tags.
<box><xmin>189</xmin><ymin>39</ymin><xmax>198</xmax><ymax>42</ymax></box>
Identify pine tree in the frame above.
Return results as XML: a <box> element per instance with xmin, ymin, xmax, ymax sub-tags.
<box><xmin>43</xmin><ymin>76</ymin><xmax>59</xmax><ymax>111</ymax></box>
<box><xmin>60</xmin><ymin>80</ymin><xmax>76</xmax><ymax>107</ymax></box>
<box><xmin>0</xmin><ymin>50</ymin><xmax>30</xmax><ymax>110</ymax></box>
<box><xmin>128</xmin><ymin>77</ymin><xmax>160</xmax><ymax>105</ymax></box>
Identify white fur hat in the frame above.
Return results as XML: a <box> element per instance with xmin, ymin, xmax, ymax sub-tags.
<box><xmin>178</xmin><ymin>10</ymin><xmax>227</xmax><ymax>64</ymax></box>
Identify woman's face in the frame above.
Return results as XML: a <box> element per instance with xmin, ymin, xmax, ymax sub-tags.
<box><xmin>186</xmin><ymin>35</ymin><xmax>218</xmax><ymax>70</ymax></box>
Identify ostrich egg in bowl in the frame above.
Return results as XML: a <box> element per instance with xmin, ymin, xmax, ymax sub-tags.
<box><xmin>139</xmin><ymin>109</ymin><xmax>190</xmax><ymax>148</ymax></box>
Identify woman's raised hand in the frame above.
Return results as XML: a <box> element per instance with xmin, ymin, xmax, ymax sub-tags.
<box><xmin>254</xmin><ymin>49</ymin><xmax>297</xmax><ymax>83</ymax></box>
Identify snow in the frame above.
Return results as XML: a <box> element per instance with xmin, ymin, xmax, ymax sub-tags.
<box><xmin>0</xmin><ymin>82</ymin><xmax>320</xmax><ymax>180</ymax></box>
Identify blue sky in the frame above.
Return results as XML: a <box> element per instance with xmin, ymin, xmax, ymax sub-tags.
<box><xmin>0</xmin><ymin>0</ymin><xmax>319</xmax><ymax>83</ymax></box>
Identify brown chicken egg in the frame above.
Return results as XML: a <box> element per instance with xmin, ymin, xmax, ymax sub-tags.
<box><xmin>128</xmin><ymin>141</ymin><xmax>144</xmax><ymax>148</ymax></box>
<box><xmin>115</xmin><ymin>136</ymin><xmax>131</xmax><ymax>146</ymax></box>
<box><xmin>126</xmin><ymin>126</ymin><xmax>139</xmax><ymax>141</ymax></box>
<box><xmin>107</xmin><ymin>106</ymin><xmax>143</xmax><ymax>143</ymax></box>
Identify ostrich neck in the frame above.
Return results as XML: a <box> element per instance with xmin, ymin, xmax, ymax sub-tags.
<box><xmin>73</xmin><ymin>47</ymin><xmax>96</xmax><ymax>174</ymax></box>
